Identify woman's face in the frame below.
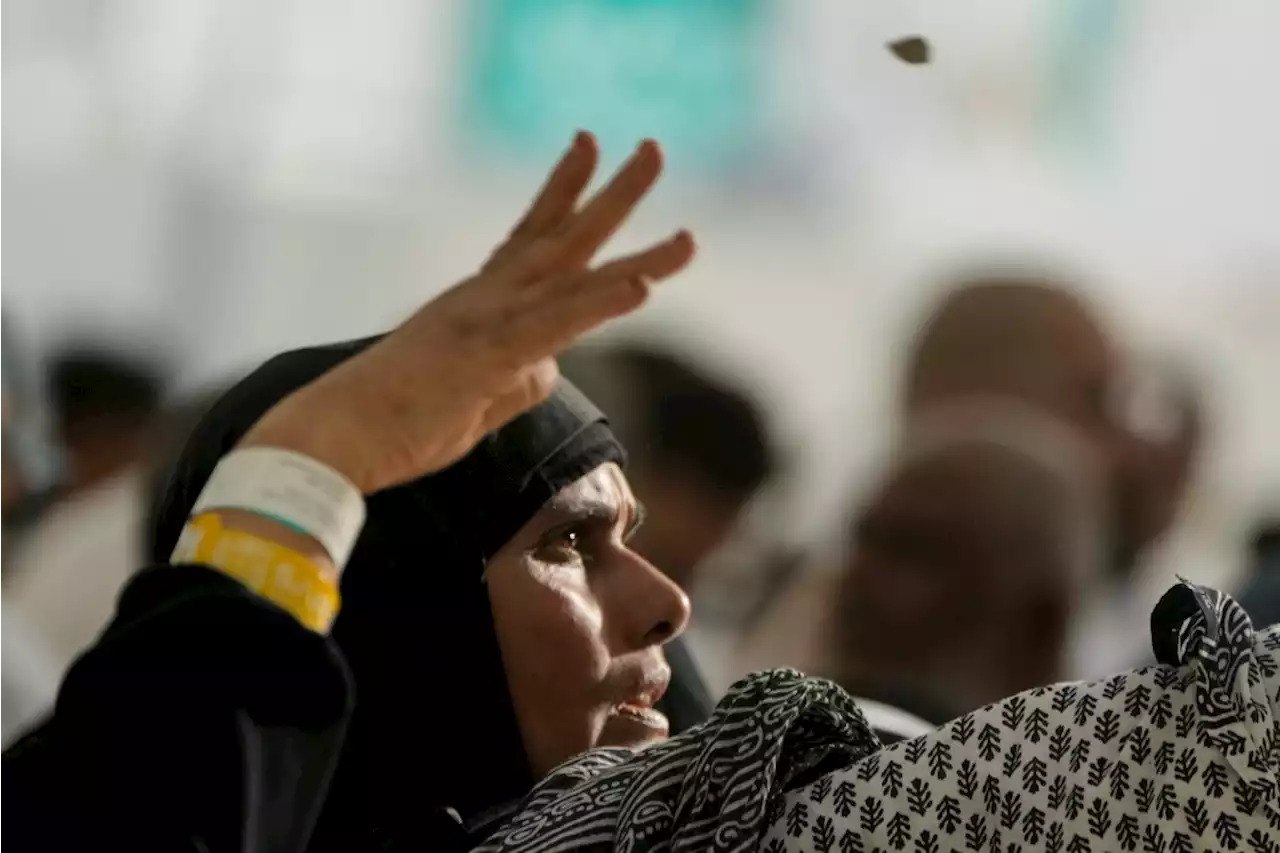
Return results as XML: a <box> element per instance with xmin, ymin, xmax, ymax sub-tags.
<box><xmin>486</xmin><ymin>462</ymin><xmax>692</xmax><ymax>777</ymax></box>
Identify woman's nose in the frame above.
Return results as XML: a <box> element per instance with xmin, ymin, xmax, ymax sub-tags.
<box><xmin>624</xmin><ymin>553</ymin><xmax>692</xmax><ymax>649</ymax></box>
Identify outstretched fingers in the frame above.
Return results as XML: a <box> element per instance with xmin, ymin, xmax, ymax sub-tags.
<box><xmin>584</xmin><ymin>229</ymin><xmax>695</xmax><ymax>288</ymax></box>
<box><xmin>498</xmin><ymin>230</ymin><xmax>695</xmax><ymax>362</ymax></box>
<box><xmin>558</xmin><ymin>139</ymin><xmax>664</xmax><ymax>265</ymax></box>
<box><xmin>510</xmin><ymin>140</ymin><xmax>665</xmax><ymax>281</ymax></box>
<box><xmin>486</xmin><ymin>132</ymin><xmax>600</xmax><ymax>271</ymax></box>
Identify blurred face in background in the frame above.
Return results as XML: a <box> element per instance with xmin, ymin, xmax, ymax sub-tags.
<box><xmin>44</xmin><ymin>350</ymin><xmax>165</xmax><ymax>495</ymax></box>
<box><xmin>1</xmin><ymin>386</ymin><xmax>65</xmax><ymax>552</ymax></box>
<box><xmin>0</xmin><ymin>394</ymin><xmax>37</xmax><ymax>563</ymax></box>
<box><xmin>836</xmin><ymin>444</ymin><xmax>1088</xmax><ymax>710</ymax></box>
<box><xmin>1</xmin><ymin>394</ymin><xmax>28</xmax><ymax>514</ymax></box>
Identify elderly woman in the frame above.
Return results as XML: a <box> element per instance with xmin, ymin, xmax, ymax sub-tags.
<box><xmin>5</xmin><ymin>137</ymin><xmax>1278</xmax><ymax>853</ymax></box>
<box><xmin>5</xmin><ymin>132</ymin><xmax>696</xmax><ymax>851</ymax></box>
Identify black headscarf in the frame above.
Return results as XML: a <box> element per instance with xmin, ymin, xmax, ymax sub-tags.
<box><xmin>148</xmin><ymin>337</ymin><xmax>626</xmax><ymax>850</ymax></box>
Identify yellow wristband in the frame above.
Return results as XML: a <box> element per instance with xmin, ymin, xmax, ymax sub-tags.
<box><xmin>172</xmin><ymin>512</ymin><xmax>341</xmax><ymax>634</ymax></box>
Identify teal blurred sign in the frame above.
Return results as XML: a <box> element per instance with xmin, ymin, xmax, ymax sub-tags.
<box><xmin>1044</xmin><ymin>0</ymin><xmax>1124</xmax><ymax>170</ymax></box>
<box><xmin>459</xmin><ymin>0</ymin><xmax>767</xmax><ymax>172</ymax></box>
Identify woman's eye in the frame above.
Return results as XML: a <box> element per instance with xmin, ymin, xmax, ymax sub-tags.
<box><xmin>536</xmin><ymin>527</ymin><xmax>586</xmax><ymax>562</ymax></box>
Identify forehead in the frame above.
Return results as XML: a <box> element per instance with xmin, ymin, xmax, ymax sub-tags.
<box><xmin>543</xmin><ymin>462</ymin><xmax>632</xmax><ymax>513</ymax></box>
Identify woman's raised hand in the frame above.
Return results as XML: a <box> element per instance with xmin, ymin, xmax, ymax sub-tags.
<box><xmin>242</xmin><ymin>133</ymin><xmax>695</xmax><ymax>493</ymax></box>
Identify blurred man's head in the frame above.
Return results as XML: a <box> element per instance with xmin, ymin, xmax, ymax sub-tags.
<box><xmin>835</xmin><ymin>409</ymin><xmax>1102</xmax><ymax>711</ymax></box>
<box><xmin>904</xmin><ymin>276</ymin><xmax>1116</xmax><ymax>422</ymax></box>
<box><xmin>2</xmin><ymin>388</ymin><xmax>33</xmax><ymax>515</ymax></box>
<box><xmin>47</xmin><ymin>346</ymin><xmax>165</xmax><ymax>492</ymax></box>
<box><xmin>560</xmin><ymin>344</ymin><xmax>775</xmax><ymax>590</ymax></box>
<box><xmin>2</xmin><ymin>322</ymin><xmax>68</xmax><ymax>567</ymax></box>
<box><xmin>903</xmin><ymin>271</ymin><xmax>1200</xmax><ymax>575</ymax></box>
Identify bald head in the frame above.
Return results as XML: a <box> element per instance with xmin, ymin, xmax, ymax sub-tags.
<box><xmin>904</xmin><ymin>276</ymin><xmax>1117</xmax><ymax>432</ymax></box>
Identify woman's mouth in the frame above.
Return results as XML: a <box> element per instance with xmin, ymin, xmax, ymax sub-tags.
<box><xmin>599</xmin><ymin>702</ymin><xmax>670</xmax><ymax>746</ymax></box>
<box><xmin>612</xmin><ymin>702</ymin><xmax>669</xmax><ymax>730</ymax></box>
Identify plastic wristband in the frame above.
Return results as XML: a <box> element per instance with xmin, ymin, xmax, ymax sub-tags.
<box><xmin>173</xmin><ymin>513</ymin><xmax>341</xmax><ymax>633</ymax></box>
<box><xmin>191</xmin><ymin>447</ymin><xmax>366</xmax><ymax>571</ymax></box>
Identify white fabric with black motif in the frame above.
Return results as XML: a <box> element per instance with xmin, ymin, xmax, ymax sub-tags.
<box><xmin>474</xmin><ymin>581</ymin><xmax>1280</xmax><ymax>852</ymax></box>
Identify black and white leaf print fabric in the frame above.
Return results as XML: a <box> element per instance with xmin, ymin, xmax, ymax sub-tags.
<box><xmin>765</xmin><ymin>581</ymin><xmax>1280</xmax><ymax>852</ymax></box>
<box><xmin>474</xmin><ymin>581</ymin><xmax>1280</xmax><ymax>852</ymax></box>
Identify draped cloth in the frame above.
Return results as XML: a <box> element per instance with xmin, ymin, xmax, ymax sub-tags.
<box><xmin>476</xmin><ymin>580</ymin><xmax>1280</xmax><ymax>852</ymax></box>
<box><xmin>144</xmin><ymin>337</ymin><xmax>628</xmax><ymax>850</ymax></box>
<box><xmin>475</xmin><ymin>669</ymin><xmax>880</xmax><ymax>852</ymax></box>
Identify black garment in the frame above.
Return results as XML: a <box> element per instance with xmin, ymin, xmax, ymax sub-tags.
<box><xmin>149</xmin><ymin>337</ymin><xmax>624</xmax><ymax>850</ymax></box>
<box><xmin>0</xmin><ymin>338</ymin><xmax>627</xmax><ymax>850</ymax></box>
<box><xmin>656</xmin><ymin>637</ymin><xmax>714</xmax><ymax>734</ymax></box>
<box><xmin>4</xmin><ymin>564</ymin><xmax>353</xmax><ymax>852</ymax></box>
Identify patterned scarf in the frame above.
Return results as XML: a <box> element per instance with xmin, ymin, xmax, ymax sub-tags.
<box><xmin>475</xmin><ymin>669</ymin><xmax>881</xmax><ymax>852</ymax></box>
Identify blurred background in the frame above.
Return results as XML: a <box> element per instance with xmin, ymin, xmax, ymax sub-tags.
<box><xmin>4</xmin><ymin>0</ymin><xmax>1279</xmax><ymax>739</ymax></box>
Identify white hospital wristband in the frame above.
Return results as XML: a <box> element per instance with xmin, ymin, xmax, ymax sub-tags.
<box><xmin>191</xmin><ymin>447</ymin><xmax>367</xmax><ymax>570</ymax></box>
